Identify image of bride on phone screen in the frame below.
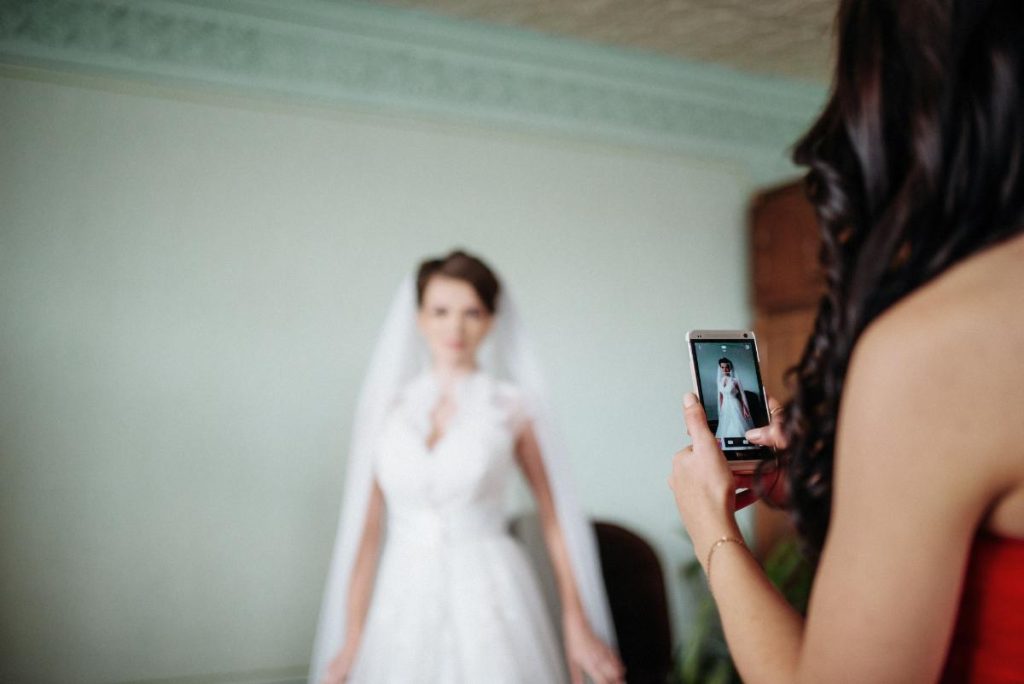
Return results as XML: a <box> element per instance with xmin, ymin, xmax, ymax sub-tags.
<box><xmin>714</xmin><ymin>357</ymin><xmax>753</xmax><ymax>439</ymax></box>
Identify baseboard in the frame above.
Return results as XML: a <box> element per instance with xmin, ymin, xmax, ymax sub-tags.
<box><xmin>118</xmin><ymin>665</ymin><xmax>306</xmax><ymax>684</ymax></box>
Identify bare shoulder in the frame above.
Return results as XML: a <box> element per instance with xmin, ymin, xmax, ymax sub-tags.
<box><xmin>803</xmin><ymin>236</ymin><xmax>1024</xmax><ymax>682</ymax></box>
<box><xmin>862</xmin><ymin>234</ymin><xmax>1023</xmax><ymax>346</ymax></box>
<box><xmin>846</xmin><ymin>233</ymin><xmax>1024</xmax><ymax>480</ymax></box>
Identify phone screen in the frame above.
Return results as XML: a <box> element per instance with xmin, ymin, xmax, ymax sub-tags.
<box><xmin>689</xmin><ymin>337</ymin><xmax>770</xmax><ymax>458</ymax></box>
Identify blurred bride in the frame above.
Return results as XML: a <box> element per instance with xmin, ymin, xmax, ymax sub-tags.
<box><xmin>310</xmin><ymin>250</ymin><xmax>624</xmax><ymax>684</ymax></box>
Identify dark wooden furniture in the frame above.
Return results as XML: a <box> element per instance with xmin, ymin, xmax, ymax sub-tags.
<box><xmin>594</xmin><ymin>522</ymin><xmax>673</xmax><ymax>684</ymax></box>
<box><xmin>749</xmin><ymin>179</ymin><xmax>825</xmax><ymax>555</ymax></box>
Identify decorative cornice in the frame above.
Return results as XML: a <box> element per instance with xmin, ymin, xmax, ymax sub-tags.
<box><xmin>0</xmin><ymin>0</ymin><xmax>827</xmax><ymax>182</ymax></box>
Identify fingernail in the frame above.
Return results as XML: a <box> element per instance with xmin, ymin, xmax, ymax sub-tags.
<box><xmin>683</xmin><ymin>393</ymin><xmax>697</xmax><ymax>408</ymax></box>
<box><xmin>745</xmin><ymin>428</ymin><xmax>762</xmax><ymax>440</ymax></box>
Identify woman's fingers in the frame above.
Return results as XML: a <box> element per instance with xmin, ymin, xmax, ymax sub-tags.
<box><xmin>682</xmin><ymin>393</ymin><xmax>716</xmax><ymax>447</ymax></box>
<box><xmin>745</xmin><ymin>395</ymin><xmax>788</xmax><ymax>449</ymax></box>
<box><xmin>744</xmin><ymin>427</ymin><xmax>768</xmax><ymax>445</ymax></box>
<box><xmin>726</xmin><ymin>435</ymin><xmax>789</xmax><ymax>507</ymax></box>
<box><xmin>767</xmin><ymin>396</ymin><xmax>787</xmax><ymax>433</ymax></box>
<box><xmin>673</xmin><ymin>394</ymin><xmax>745</xmax><ymax>557</ymax></box>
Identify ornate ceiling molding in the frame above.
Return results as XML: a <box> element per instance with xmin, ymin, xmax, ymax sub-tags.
<box><xmin>0</xmin><ymin>0</ymin><xmax>826</xmax><ymax>182</ymax></box>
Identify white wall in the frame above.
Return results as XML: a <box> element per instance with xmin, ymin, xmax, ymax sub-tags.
<box><xmin>0</xmin><ymin>67</ymin><xmax>757</xmax><ymax>683</ymax></box>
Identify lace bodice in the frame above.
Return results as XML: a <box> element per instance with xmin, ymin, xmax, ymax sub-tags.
<box><xmin>374</xmin><ymin>371</ymin><xmax>528</xmax><ymax>546</ymax></box>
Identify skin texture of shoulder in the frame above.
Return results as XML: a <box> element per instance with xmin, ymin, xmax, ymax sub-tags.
<box><xmin>848</xmin><ymin>232</ymin><xmax>1024</xmax><ymax>506</ymax></box>
<box><xmin>787</xmin><ymin>233</ymin><xmax>1024</xmax><ymax>682</ymax></box>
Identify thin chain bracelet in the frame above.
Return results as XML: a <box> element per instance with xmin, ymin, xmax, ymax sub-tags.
<box><xmin>705</xmin><ymin>536</ymin><xmax>746</xmax><ymax>588</ymax></box>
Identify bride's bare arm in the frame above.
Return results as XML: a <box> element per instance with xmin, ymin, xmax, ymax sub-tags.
<box><xmin>515</xmin><ymin>424</ymin><xmax>625</xmax><ymax>684</ymax></box>
<box><xmin>736</xmin><ymin>379</ymin><xmax>752</xmax><ymax>418</ymax></box>
<box><xmin>322</xmin><ymin>481</ymin><xmax>384</xmax><ymax>684</ymax></box>
<box><xmin>346</xmin><ymin>481</ymin><xmax>385</xmax><ymax>641</ymax></box>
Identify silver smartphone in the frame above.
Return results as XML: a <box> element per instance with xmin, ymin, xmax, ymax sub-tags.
<box><xmin>686</xmin><ymin>330</ymin><xmax>772</xmax><ymax>472</ymax></box>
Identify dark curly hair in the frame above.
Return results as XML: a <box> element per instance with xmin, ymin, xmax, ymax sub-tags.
<box><xmin>781</xmin><ymin>0</ymin><xmax>1024</xmax><ymax>554</ymax></box>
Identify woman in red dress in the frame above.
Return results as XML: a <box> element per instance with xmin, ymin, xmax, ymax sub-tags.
<box><xmin>669</xmin><ymin>1</ymin><xmax>1024</xmax><ymax>681</ymax></box>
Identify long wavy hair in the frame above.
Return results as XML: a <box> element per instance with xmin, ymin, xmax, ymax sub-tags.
<box><xmin>782</xmin><ymin>0</ymin><xmax>1024</xmax><ymax>554</ymax></box>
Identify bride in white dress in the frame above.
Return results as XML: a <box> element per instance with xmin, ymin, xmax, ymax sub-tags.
<box><xmin>714</xmin><ymin>357</ymin><xmax>754</xmax><ymax>439</ymax></box>
<box><xmin>310</xmin><ymin>251</ymin><xmax>624</xmax><ymax>684</ymax></box>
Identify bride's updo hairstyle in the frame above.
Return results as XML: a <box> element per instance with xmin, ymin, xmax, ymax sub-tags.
<box><xmin>780</xmin><ymin>0</ymin><xmax>1024</xmax><ymax>555</ymax></box>
<box><xmin>416</xmin><ymin>250</ymin><xmax>502</xmax><ymax>314</ymax></box>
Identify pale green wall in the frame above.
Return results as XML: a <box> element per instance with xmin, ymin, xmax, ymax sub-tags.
<box><xmin>0</xmin><ymin>67</ymin><xmax>764</xmax><ymax>682</ymax></box>
<box><xmin>0</xmin><ymin>0</ymin><xmax>828</xmax><ymax>678</ymax></box>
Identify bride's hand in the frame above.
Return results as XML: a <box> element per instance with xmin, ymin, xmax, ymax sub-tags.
<box><xmin>321</xmin><ymin>638</ymin><xmax>359</xmax><ymax>684</ymax></box>
<box><xmin>563</xmin><ymin>612</ymin><xmax>625</xmax><ymax>684</ymax></box>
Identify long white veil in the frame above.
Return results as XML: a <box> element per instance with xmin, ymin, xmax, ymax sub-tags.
<box><xmin>308</xmin><ymin>274</ymin><xmax>615</xmax><ymax>684</ymax></box>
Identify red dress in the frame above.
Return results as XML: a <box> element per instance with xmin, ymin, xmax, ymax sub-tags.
<box><xmin>942</xmin><ymin>533</ymin><xmax>1024</xmax><ymax>683</ymax></box>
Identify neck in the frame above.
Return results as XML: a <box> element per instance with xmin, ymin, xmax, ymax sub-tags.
<box><xmin>431</xmin><ymin>360</ymin><xmax>478</xmax><ymax>390</ymax></box>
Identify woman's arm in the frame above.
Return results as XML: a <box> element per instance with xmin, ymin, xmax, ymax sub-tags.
<box><xmin>322</xmin><ymin>481</ymin><xmax>385</xmax><ymax>684</ymax></box>
<box><xmin>671</xmin><ymin>321</ymin><xmax>998</xmax><ymax>683</ymax></box>
<box><xmin>515</xmin><ymin>423</ymin><xmax>625</xmax><ymax>684</ymax></box>
<box><xmin>671</xmin><ymin>398</ymin><xmax>803</xmax><ymax>682</ymax></box>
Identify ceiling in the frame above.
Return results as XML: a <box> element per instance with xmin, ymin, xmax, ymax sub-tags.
<box><xmin>374</xmin><ymin>0</ymin><xmax>838</xmax><ymax>83</ymax></box>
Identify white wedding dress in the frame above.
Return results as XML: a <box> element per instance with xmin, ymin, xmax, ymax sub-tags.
<box><xmin>714</xmin><ymin>375</ymin><xmax>754</xmax><ymax>439</ymax></box>
<box><xmin>347</xmin><ymin>370</ymin><xmax>567</xmax><ymax>683</ymax></box>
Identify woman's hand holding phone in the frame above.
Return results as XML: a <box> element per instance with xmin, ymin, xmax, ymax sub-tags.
<box><xmin>669</xmin><ymin>393</ymin><xmax>788</xmax><ymax>564</ymax></box>
<box><xmin>670</xmin><ymin>392</ymin><xmax>745</xmax><ymax>568</ymax></box>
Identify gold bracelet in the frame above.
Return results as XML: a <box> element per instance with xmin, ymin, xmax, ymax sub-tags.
<box><xmin>705</xmin><ymin>536</ymin><xmax>746</xmax><ymax>588</ymax></box>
